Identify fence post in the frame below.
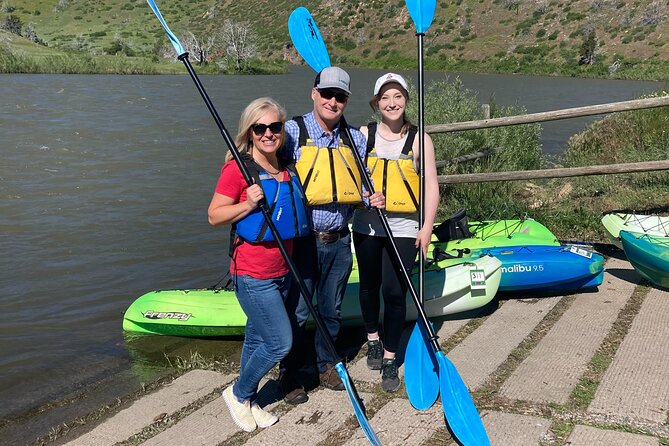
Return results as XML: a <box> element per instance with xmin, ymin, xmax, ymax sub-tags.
<box><xmin>481</xmin><ymin>103</ymin><xmax>490</xmax><ymax>119</ymax></box>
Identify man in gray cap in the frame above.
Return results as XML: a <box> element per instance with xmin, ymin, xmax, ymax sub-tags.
<box><xmin>279</xmin><ymin>66</ymin><xmax>385</xmax><ymax>404</ymax></box>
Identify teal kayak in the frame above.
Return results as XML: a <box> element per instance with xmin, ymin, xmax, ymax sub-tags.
<box><xmin>123</xmin><ymin>254</ymin><xmax>502</xmax><ymax>337</ymax></box>
<box><xmin>620</xmin><ymin>231</ymin><xmax>669</xmax><ymax>289</ymax></box>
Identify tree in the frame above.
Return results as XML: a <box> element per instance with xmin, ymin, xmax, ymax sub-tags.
<box><xmin>181</xmin><ymin>31</ymin><xmax>216</xmax><ymax>65</ymax></box>
<box><xmin>2</xmin><ymin>14</ymin><xmax>22</xmax><ymax>36</ymax></box>
<box><xmin>579</xmin><ymin>30</ymin><xmax>596</xmax><ymax>65</ymax></box>
<box><xmin>219</xmin><ymin>20</ymin><xmax>257</xmax><ymax>72</ymax></box>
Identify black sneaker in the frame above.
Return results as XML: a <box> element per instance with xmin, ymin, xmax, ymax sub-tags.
<box><xmin>366</xmin><ymin>339</ymin><xmax>383</xmax><ymax>370</ymax></box>
<box><xmin>381</xmin><ymin>358</ymin><xmax>401</xmax><ymax>393</ymax></box>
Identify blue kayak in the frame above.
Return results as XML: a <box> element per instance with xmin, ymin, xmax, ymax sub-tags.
<box><xmin>474</xmin><ymin>245</ymin><xmax>604</xmax><ymax>292</ymax></box>
<box><xmin>620</xmin><ymin>231</ymin><xmax>669</xmax><ymax>289</ymax></box>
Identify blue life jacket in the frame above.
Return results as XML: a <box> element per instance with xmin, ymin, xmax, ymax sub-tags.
<box><xmin>233</xmin><ymin>155</ymin><xmax>310</xmax><ymax>245</ymax></box>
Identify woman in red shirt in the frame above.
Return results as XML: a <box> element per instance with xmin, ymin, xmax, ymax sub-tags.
<box><xmin>208</xmin><ymin>97</ymin><xmax>304</xmax><ymax>433</ymax></box>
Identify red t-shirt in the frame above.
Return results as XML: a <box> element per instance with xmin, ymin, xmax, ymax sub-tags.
<box><xmin>215</xmin><ymin>160</ymin><xmax>293</xmax><ymax>279</ymax></box>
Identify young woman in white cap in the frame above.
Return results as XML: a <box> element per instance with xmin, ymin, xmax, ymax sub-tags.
<box><xmin>352</xmin><ymin>73</ymin><xmax>439</xmax><ymax>392</ymax></box>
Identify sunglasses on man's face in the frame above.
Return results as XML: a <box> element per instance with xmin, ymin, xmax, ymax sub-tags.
<box><xmin>251</xmin><ymin>121</ymin><xmax>283</xmax><ymax>136</ymax></box>
<box><xmin>318</xmin><ymin>89</ymin><xmax>349</xmax><ymax>102</ymax></box>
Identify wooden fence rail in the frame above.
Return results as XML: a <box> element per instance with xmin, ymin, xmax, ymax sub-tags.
<box><xmin>430</xmin><ymin>95</ymin><xmax>669</xmax><ymax>184</ymax></box>
<box><xmin>427</xmin><ymin>95</ymin><xmax>669</xmax><ymax>134</ymax></box>
<box><xmin>438</xmin><ymin>160</ymin><xmax>669</xmax><ymax>184</ymax></box>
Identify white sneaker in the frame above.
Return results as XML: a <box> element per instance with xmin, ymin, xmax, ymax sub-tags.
<box><xmin>251</xmin><ymin>403</ymin><xmax>279</xmax><ymax>428</ymax></box>
<box><xmin>222</xmin><ymin>385</ymin><xmax>256</xmax><ymax>432</ymax></box>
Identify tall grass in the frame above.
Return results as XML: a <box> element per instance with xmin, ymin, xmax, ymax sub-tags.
<box><xmin>403</xmin><ymin>77</ymin><xmax>543</xmax><ymax>220</ymax></box>
<box><xmin>559</xmin><ymin>90</ymin><xmax>669</xmax><ymax>216</ymax></box>
<box><xmin>0</xmin><ymin>45</ymin><xmax>161</xmax><ymax>74</ymax></box>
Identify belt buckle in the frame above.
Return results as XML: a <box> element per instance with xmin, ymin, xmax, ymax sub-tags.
<box><xmin>315</xmin><ymin>230</ymin><xmax>339</xmax><ymax>244</ymax></box>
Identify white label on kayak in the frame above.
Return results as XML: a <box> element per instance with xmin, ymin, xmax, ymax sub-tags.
<box><xmin>470</xmin><ymin>267</ymin><xmax>486</xmax><ymax>290</ymax></box>
<box><xmin>143</xmin><ymin>310</ymin><xmax>192</xmax><ymax>321</ymax></box>
<box><xmin>569</xmin><ymin>245</ymin><xmax>593</xmax><ymax>258</ymax></box>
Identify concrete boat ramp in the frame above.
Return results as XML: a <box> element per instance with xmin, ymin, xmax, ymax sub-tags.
<box><xmin>57</xmin><ymin>255</ymin><xmax>668</xmax><ymax>446</ymax></box>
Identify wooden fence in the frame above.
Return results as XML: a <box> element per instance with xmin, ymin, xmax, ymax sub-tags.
<box><xmin>428</xmin><ymin>95</ymin><xmax>669</xmax><ymax>184</ymax></box>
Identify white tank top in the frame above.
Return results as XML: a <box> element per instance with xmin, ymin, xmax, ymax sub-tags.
<box><xmin>352</xmin><ymin>129</ymin><xmax>420</xmax><ymax>239</ymax></box>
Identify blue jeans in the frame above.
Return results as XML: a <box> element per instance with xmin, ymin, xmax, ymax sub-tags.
<box><xmin>283</xmin><ymin>232</ymin><xmax>353</xmax><ymax>374</ymax></box>
<box><xmin>232</xmin><ymin>273</ymin><xmax>292</xmax><ymax>402</ymax></box>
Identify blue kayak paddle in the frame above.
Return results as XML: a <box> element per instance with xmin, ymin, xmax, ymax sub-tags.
<box><xmin>404</xmin><ymin>0</ymin><xmax>491</xmax><ymax>443</ymax></box>
<box><xmin>404</xmin><ymin>0</ymin><xmax>440</xmax><ymax>414</ymax></box>
<box><xmin>146</xmin><ymin>2</ymin><xmax>381</xmax><ymax>445</ymax></box>
<box><xmin>289</xmin><ymin>6</ymin><xmax>490</xmax><ymax>446</ymax></box>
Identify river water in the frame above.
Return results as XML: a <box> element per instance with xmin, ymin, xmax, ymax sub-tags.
<box><xmin>0</xmin><ymin>66</ymin><xmax>663</xmax><ymax>444</ymax></box>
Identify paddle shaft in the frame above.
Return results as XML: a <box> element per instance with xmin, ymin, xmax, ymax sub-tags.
<box><xmin>178</xmin><ymin>54</ymin><xmax>343</xmax><ymax>365</ymax></box>
<box><xmin>341</xmin><ymin>119</ymin><xmax>440</xmax><ymax>353</ymax></box>
<box><xmin>417</xmin><ymin>32</ymin><xmax>426</xmax><ymax>307</ymax></box>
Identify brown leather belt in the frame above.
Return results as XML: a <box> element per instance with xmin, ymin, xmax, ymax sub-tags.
<box><xmin>313</xmin><ymin>227</ymin><xmax>349</xmax><ymax>244</ymax></box>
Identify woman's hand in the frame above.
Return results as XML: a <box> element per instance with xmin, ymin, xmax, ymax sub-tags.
<box><xmin>415</xmin><ymin>225</ymin><xmax>432</xmax><ymax>257</ymax></box>
<box><xmin>368</xmin><ymin>191</ymin><xmax>385</xmax><ymax>209</ymax></box>
<box><xmin>245</xmin><ymin>184</ymin><xmax>264</xmax><ymax>209</ymax></box>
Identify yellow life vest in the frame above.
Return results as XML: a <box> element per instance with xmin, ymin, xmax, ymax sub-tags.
<box><xmin>366</xmin><ymin>123</ymin><xmax>420</xmax><ymax>213</ymax></box>
<box><xmin>293</xmin><ymin>116</ymin><xmax>363</xmax><ymax>206</ymax></box>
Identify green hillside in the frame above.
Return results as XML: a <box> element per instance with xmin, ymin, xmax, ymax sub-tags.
<box><xmin>2</xmin><ymin>0</ymin><xmax>669</xmax><ymax>79</ymax></box>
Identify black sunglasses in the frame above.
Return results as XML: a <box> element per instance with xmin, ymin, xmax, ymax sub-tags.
<box><xmin>318</xmin><ymin>89</ymin><xmax>349</xmax><ymax>102</ymax></box>
<box><xmin>251</xmin><ymin>121</ymin><xmax>283</xmax><ymax>136</ymax></box>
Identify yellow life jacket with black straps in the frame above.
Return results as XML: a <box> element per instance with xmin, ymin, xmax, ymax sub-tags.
<box><xmin>292</xmin><ymin>116</ymin><xmax>363</xmax><ymax>206</ymax></box>
<box><xmin>366</xmin><ymin>122</ymin><xmax>420</xmax><ymax>213</ymax></box>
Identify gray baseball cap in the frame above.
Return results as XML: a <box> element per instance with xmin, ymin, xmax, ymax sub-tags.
<box><xmin>314</xmin><ymin>67</ymin><xmax>351</xmax><ymax>95</ymax></box>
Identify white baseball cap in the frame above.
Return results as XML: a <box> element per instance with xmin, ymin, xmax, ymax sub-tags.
<box><xmin>373</xmin><ymin>73</ymin><xmax>409</xmax><ymax>96</ymax></box>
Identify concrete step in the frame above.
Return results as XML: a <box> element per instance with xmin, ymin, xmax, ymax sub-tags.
<box><xmin>566</xmin><ymin>425</ymin><xmax>660</xmax><ymax>445</ymax></box>
<box><xmin>588</xmin><ymin>286</ymin><xmax>669</xmax><ymax>424</ymax></box>
<box><xmin>63</xmin><ymin>370</ymin><xmax>233</xmax><ymax>446</ymax></box>
<box><xmin>500</xmin><ymin>256</ymin><xmax>635</xmax><ymax>403</ymax></box>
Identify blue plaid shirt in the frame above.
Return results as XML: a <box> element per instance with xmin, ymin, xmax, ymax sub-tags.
<box><xmin>283</xmin><ymin>112</ymin><xmax>368</xmax><ymax>232</ymax></box>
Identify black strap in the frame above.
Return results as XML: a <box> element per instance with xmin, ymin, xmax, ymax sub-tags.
<box><xmin>402</xmin><ymin>125</ymin><xmax>418</xmax><ymax>155</ymax></box>
<box><xmin>366</xmin><ymin>122</ymin><xmax>377</xmax><ymax>154</ymax></box>
<box><xmin>293</xmin><ymin>115</ymin><xmax>308</xmax><ymax>146</ymax></box>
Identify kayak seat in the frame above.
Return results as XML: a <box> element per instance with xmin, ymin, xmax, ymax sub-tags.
<box><xmin>433</xmin><ymin>208</ymin><xmax>473</xmax><ymax>242</ymax></box>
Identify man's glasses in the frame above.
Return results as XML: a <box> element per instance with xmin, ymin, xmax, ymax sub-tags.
<box><xmin>251</xmin><ymin>121</ymin><xmax>283</xmax><ymax>136</ymax></box>
<box><xmin>318</xmin><ymin>89</ymin><xmax>349</xmax><ymax>102</ymax></box>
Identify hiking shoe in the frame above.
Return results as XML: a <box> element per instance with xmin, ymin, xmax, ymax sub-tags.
<box><xmin>222</xmin><ymin>385</ymin><xmax>256</xmax><ymax>432</ymax></box>
<box><xmin>381</xmin><ymin>358</ymin><xmax>401</xmax><ymax>393</ymax></box>
<box><xmin>279</xmin><ymin>372</ymin><xmax>308</xmax><ymax>405</ymax></box>
<box><xmin>319</xmin><ymin>363</ymin><xmax>345</xmax><ymax>391</ymax></box>
<box><xmin>251</xmin><ymin>403</ymin><xmax>279</xmax><ymax>428</ymax></box>
<box><xmin>366</xmin><ymin>339</ymin><xmax>383</xmax><ymax>370</ymax></box>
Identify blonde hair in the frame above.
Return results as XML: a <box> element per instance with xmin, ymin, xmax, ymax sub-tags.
<box><xmin>369</xmin><ymin>85</ymin><xmax>412</xmax><ymax>136</ymax></box>
<box><xmin>225</xmin><ymin>97</ymin><xmax>287</xmax><ymax>162</ymax></box>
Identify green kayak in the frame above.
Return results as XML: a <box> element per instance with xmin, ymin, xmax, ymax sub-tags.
<box><xmin>123</xmin><ymin>254</ymin><xmax>502</xmax><ymax>337</ymax></box>
<box><xmin>434</xmin><ymin>218</ymin><xmax>559</xmax><ymax>251</ymax></box>
<box><xmin>602</xmin><ymin>212</ymin><xmax>669</xmax><ymax>249</ymax></box>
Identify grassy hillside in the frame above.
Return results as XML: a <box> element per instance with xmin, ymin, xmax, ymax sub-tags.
<box><xmin>2</xmin><ymin>0</ymin><xmax>669</xmax><ymax>79</ymax></box>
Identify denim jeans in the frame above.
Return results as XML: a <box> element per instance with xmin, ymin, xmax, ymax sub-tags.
<box><xmin>232</xmin><ymin>273</ymin><xmax>292</xmax><ymax>402</ymax></box>
<box><xmin>282</xmin><ymin>232</ymin><xmax>353</xmax><ymax>374</ymax></box>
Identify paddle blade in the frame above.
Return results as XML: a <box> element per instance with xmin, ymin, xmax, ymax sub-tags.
<box><xmin>334</xmin><ymin>363</ymin><xmax>382</xmax><ymax>446</ymax></box>
<box><xmin>146</xmin><ymin>0</ymin><xmax>186</xmax><ymax>56</ymax></box>
<box><xmin>405</xmin><ymin>320</ymin><xmax>439</xmax><ymax>410</ymax></box>
<box><xmin>436</xmin><ymin>351</ymin><xmax>490</xmax><ymax>446</ymax></box>
<box><xmin>288</xmin><ymin>7</ymin><xmax>331</xmax><ymax>72</ymax></box>
<box><xmin>405</xmin><ymin>0</ymin><xmax>437</xmax><ymax>34</ymax></box>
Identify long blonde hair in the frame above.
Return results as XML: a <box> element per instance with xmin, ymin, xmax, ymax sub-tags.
<box><xmin>225</xmin><ymin>97</ymin><xmax>287</xmax><ymax>162</ymax></box>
